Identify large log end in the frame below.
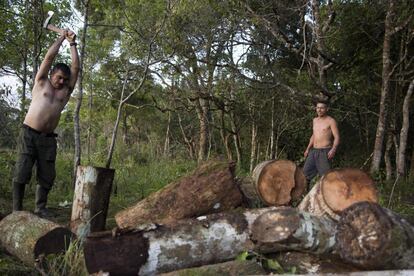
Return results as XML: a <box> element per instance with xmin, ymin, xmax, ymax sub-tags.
<box><xmin>322</xmin><ymin>168</ymin><xmax>378</xmax><ymax>213</ymax></box>
<box><xmin>336</xmin><ymin>202</ymin><xmax>392</xmax><ymax>269</ymax></box>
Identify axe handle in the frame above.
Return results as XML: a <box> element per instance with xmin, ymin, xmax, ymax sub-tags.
<box><xmin>46</xmin><ymin>24</ymin><xmax>64</xmax><ymax>35</ymax></box>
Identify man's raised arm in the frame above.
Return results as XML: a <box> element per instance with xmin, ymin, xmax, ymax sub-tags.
<box><xmin>66</xmin><ymin>30</ymin><xmax>79</xmax><ymax>92</ymax></box>
<box><xmin>35</xmin><ymin>33</ymin><xmax>67</xmax><ymax>83</ymax></box>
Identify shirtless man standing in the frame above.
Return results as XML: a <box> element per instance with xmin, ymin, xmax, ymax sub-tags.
<box><xmin>303</xmin><ymin>100</ymin><xmax>340</xmax><ymax>184</ymax></box>
<box><xmin>12</xmin><ymin>30</ymin><xmax>79</xmax><ymax>217</ymax></box>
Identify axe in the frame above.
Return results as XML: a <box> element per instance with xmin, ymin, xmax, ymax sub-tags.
<box><xmin>43</xmin><ymin>11</ymin><xmax>65</xmax><ymax>35</ymax></box>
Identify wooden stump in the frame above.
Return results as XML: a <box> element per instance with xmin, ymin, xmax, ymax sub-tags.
<box><xmin>85</xmin><ymin>207</ymin><xmax>277</xmax><ymax>275</ymax></box>
<box><xmin>71</xmin><ymin>166</ymin><xmax>115</xmax><ymax>237</ymax></box>
<box><xmin>251</xmin><ymin>207</ymin><xmax>337</xmax><ymax>254</ymax></box>
<box><xmin>0</xmin><ymin>211</ymin><xmax>75</xmax><ymax>266</ymax></box>
<box><xmin>336</xmin><ymin>201</ymin><xmax>414</xmax><ymax>269</ymax></box>
<box><xmin>115</xmin><ymin>160</ymin><xmax>243</xmax><ymax>229</ymax></box>
<box><xmin>298</xmin><ymin>168</ymin><xmax>378</xmax><ymax>220</ymax></box>
<box><xmin>244</xmin><ymin>159</ymin><xmax>306</xmax><ymax>206</ymax></box>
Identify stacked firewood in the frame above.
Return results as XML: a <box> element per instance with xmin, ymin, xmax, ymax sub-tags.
<box><xmin>0</xmin><ymin>159</ymin><xmax>413</xmax><ymax>275</ymax></box>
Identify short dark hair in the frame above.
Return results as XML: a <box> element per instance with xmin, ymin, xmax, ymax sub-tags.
<box><xmin>315</xmin><ymin>99</ymin><xmax>329</xmax><ymax>106</ymax></box>
<box><xmin>51</xmin><ymin>63</ymin><xmax>71</xmax><ymax>78</ymax></box>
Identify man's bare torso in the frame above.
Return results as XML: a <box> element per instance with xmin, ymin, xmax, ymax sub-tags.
<box><xmin>24</xmin><ymin>80</ymin><xmax>70</xmax><ymax>133</ymax></box>
<box><xmin>312</xmin><ymin>116</ymin><xmax>334</xmax><ymax>148</ymax></box>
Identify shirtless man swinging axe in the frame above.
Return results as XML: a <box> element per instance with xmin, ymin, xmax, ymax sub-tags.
<box><xmin>12</xmin><ymin>11</ymin><xmax>79</xmax><ymax>217</ymax></box>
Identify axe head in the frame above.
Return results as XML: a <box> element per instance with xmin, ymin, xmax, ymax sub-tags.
<box><xmin>43</xmin><ymin>11</ymin><xmax>54</xmax><ymax>28</ymax></box>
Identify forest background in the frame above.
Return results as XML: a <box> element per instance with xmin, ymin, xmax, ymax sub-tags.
<box><xmin>0</xmin><ymin>0</ymin><xmax>414</xmax><ymax>272</ymax></box>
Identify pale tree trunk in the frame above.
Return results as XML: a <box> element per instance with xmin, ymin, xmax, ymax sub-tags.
<box><xmin>270</xmin><ymin>97</ymin><xmax>276</xmax><ymax>159</ymax></box>
<box><xmin>196</xmin><ymin>98</ymin><xmax>210</xmax><ymax>163</ymax></box>
<box><xmin>249</xmin><ymin>121</ymin><xmax>258</xmax><ymax>173</ymax></box>
<box><xmin>163</xmin><ymin>111</ymin><xmax>171</xmax><ymax>157</ymax></box>
<box><xmin>73</xmin><ymin>0</ymin><xmax>90</xmax><ymax>182</ymax></box>
<box><xmin>384</xmin><ymin>131</ymin><xmax>393</xmax><ymax>181</ymax></box>
<box><xmin>396</xmin><ymin>79</ymin><xmax>414</xmax><ymax>176</ymax></box>
<box><xmin>371</xmin><ymin>0</ymin><xmax>395</xmax><ymax>174</ymax></box>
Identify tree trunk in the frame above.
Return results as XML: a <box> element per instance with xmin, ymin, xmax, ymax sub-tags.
<box><xmin>159</xmin><ymin>260</ymin><xmax>266</xmax><ymax>276</ymax></box>
<box><xmin>0</xmin><ymin>211</ymin><xmax>74</xmax><ymax>267</ymax></box>
<box><xmin>115</xmin><ymin>160</ymin><xmax>243</xmax><ymax>229</ymax></box>
<box><xmin>163</xmin><ymin>111</ymin><xmax>171</xmax><ymax>157</ymax></box>
<box><xmin>250</xmin><ymin>160</ymin><xmax>306</xmax><ymax>206</ymax></box>
<box><xmin>384</xmin><ymin>130</ymin><xmax>394</xmax><ymax>181</ymax></box>
<box><xmin>397</xmin><ymin>79</ymin><xmax>414</xmax><ymax>176</ymax></box>
<box><xmin>85</xmin><ymin>207</ymin><xmax>276</xmax><ymax>275</ymax></box>
<box><xmin>298</xmin><ymin>168</ymin><xmax>378</xmax><ymax>220</ymax></box>
<box><xmin>251</xmin><ymin>208</ymin><xmax>337</xmax><ymax>254</ymax></box>
<box><xmin>73</xmin><ymin>0</ymin><xmax>90</xmax><ymax>183</ymax></box>
<box><xmin>196</xmin><ymin>98</ymin><xmax>210</xmax><ymax>162</ymax></box>
<box><xmin>249</xmin><ymin>121</ymin><xmax>258</xmax><ymax>173</ymax></box>
<box><xmin>70</xmin><ymin>166</ymin><xmax>115</xmax><ymax>237</ymax></box>
<box><xmin>336</xmin><ymin>201</ymin><xmax>414</xmax><ymax>269</ymax></box>
<box><xmin>371</xmin><ymin>0</ymin><xmax>395</xmax><ymax>174</ymax></box>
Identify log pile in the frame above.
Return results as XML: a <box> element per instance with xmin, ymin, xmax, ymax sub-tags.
<box><xmin>2</xmin><ymin>159</ymin><xmax>413</xmax><ymax>275</ymax></box>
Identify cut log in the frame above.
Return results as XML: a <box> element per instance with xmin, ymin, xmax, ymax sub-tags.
<box><xmin>71</xmin><ymin>165</ymin><xmax>115</xmax><ymax>237</ymax></box>
<box><xmin>298</xmin><ymin>168</ymin><xmax>378</xmax><ymax>220</ymax></box>
<box><xmin>247</xmin><ymin>159</ymin><xmax>306</xmax><ymax>206</ymax></box>
<box><xmin>115</xmin><ymin>160</ymin><xmax>243</xmax><ymax>229</ymax></box>
<box><xmin>0</xmin><ymin>211</ymin><xmax>75</xmax><ymax>266</ymax></box>
<box><xmin>336</xmin><ymin>201</ymin><xmax>414</xmax><ymax>269</ymax></box>
<box><xmin>159</xmin><ymin>260</ymin><xmax>266</xmax><ymax>276</ymax></box>
<box><xmin>84</xmin><ymin>207</ymin><xmax>277</xmax><ymax>275</ymax></box>
<box><xmin>251</xmin><ymin>207</ymin><xmax>336</xmax><ymax>254</ymax></box>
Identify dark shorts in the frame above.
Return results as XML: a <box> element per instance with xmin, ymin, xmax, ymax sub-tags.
<box><xmin>13</xmin><ymin>125</ymin><xmax>57</xmax><ymax>189</ymax></box>
<box><xmin>303</xmin><ymin>147</ymin><xmax>331</xmax><ymax>182</ymax></box>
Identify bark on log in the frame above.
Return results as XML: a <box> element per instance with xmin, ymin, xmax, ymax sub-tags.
<box><xmin>71</xmin><ymin>165</ymin><xmax>115</xmax><ymax>237</ymax></box>
<box><xmin>0</xmin><ymin>211</ymin><xmax>75</xmax><ymax>266</ymax></box>
<box><xmin>273</xmin><ymin>251</ymin><xmax>360</xmax><ymax>274</ymax></box>
<box><xmin>115</xmin><ymin>160</ymin><xmax>243</xmax><ymax>229</ymax></box>
<box><xmin>159</xmin><ymin>260</ymin><xmax>266</xmax><ymax>276</ymax></box>
<box><xmin>336</xmin><ymin>201</ymin><xmax>414</xmax><ymax>269</ymax></box>
<box><xmin>251</xmin><ymin>207</ymin><xmax>336</xmax><ymax>254</ymax></box>
<box><xmin>298</xmin><ymin>168</ymin><xmax>378</xmax><ymax>220</ymax></box>
<box><xmin>246</xmin><ymin>159</ymin><xmax>306</xmax><ymax>206</ymax></box>
<box><xmin>84</xmin><ymin>207</ymin><xmax>277</xmax><ymax>275</ymax></box>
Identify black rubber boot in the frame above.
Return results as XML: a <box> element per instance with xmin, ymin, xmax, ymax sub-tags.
<box><xmin>34</xmin><ymin>185</ymin><xmax>51</xmax><ymax>217</ymax></box>
<box><xmin>12</xmin><ymin>182</ymin><xmax>25</xmax><ymax>211</ymax></box>
<box><xmin>13</xmin><ymin>182</ymin><xmax>26</xmax><ymax>211</ymax></box>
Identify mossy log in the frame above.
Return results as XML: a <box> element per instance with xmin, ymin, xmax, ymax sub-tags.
<box><xmin>115</xmin><ymin>160</ymin><xmax>243</xmax><ymax>229</ymax></box>
<box><xmin>336</xmin><ymin>202</ymin><xmax>414</xmax><ymax>269</ymax></box>
<box><xmin>298</xmin><ymin>168</ymin><xmax>378</xmax><ymax>220</ymax></box>
<box><xmin>159</xmin><ymin>260</ymin><xmax>266</xmax><ymax>276</ymax></box>
<box><xmin>251</xmin><ymin>207</ymin><xmax>336</xmax><ymax>254</ymax></box>
<box><xmin>0</xmin><ymin>211</ymin><xmax>75</xmax><ymax>266</ymax></box>
<box><xmin>71</xmin><ymin>165</ymin><xmax>115</xmax><ymax>237</ymax></box>
<box><xmin>84</xmin><ymin>207</ymin><xmax>277</xmax><ymax>275</ymax></box>
<box><xmin>240</xmin><ymin>160</ymin><xmax>306</xmax><ymax>207</ymax></box>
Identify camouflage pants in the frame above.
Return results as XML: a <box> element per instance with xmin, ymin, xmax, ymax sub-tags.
<box><xmin>13</xmin><ymin>125</ymin><xmax>57</xmax><ymax>189</ymax></box>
